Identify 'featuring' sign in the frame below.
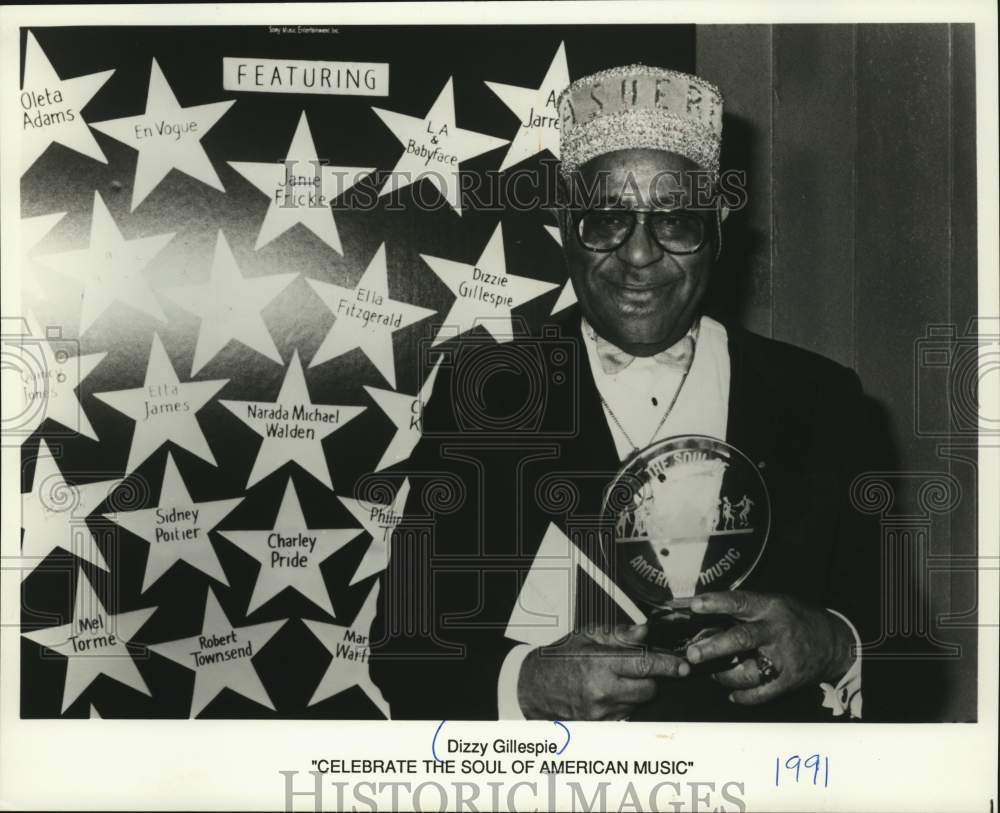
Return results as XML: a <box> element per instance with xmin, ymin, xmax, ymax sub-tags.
<box><xmin>223</xmin><ymin>58</ymin><xmax>389</xmax><ymax>96</ymax></box>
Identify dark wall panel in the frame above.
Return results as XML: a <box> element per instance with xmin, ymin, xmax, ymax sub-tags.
<box><xmin>696</xmin><ymin>25</ymin><xmax>774</xmax><ymax>337</ymax></box>
<box><xmin>771</xmin><ymin>25</ymin><xmax>856</xmax><ymax>368</ymax></box>
<box><xmin>697</xmin><ymin>23</ymin><xmax>978</xmax><ymax>722</ymax></box>
<box><xmin>854</xmin><ymin>26</ymin><xmax>959</xmax><ymax>718</ymax></box>
<box><xmin>946</xmin><ymin>22</ymin><xmax>980</xmax><ymax>716</ymax></box>
<box><xmin>854</xmin><ymin>24</ymin><xmax>952</xmax><ymax>482</ymax></box>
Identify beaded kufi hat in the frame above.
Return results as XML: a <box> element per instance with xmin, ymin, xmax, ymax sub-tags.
<box><xmin>557</xmin><ymin>65</ymin><xmax>724</xmax><ymax>176</ymax></box>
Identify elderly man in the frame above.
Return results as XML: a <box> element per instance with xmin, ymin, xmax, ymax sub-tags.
<box><xmin>370</xmin><ymin>65</ymin><xmax>879</xmax><ymax>722</ymax></box>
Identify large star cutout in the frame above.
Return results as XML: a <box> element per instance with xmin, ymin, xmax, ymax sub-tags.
<box><xmin>22</xmin><ymin>568</ymin><xmax>156</xmax><ymax>713</ymax></box>
<box><xmin>362</xmin><ymin>360</ymin><xmax>441</xmax><ymax>472</ymax></box>
<box><xmin>420</xmin><ymin>222</ymin><xmax>557</xmax><ymax>345</ymax></box>
<box><xmin>101</xmin><ymin>452</ymin><xmax>241</xmax><ymax>592</ymax></box>
<box><xmin>544</xmin><ymin>223</ymin><xmax>577</xmax><ymax>314</ymax></box>
<box><xmin>20</xmin><ymin>210</ymin><xmax>67</xmax><ymax>302</ymax></box>
<box><xmin>506</xmin><ymin>523</ymin><xmax>644</xmax><ymax>647</ymax></box>
<box><xmin>4</xmin><ymin>310</ymin><xmax>106</xmax><ymax>440</ymax></box>
<box><xmin>161</xmin><ymin>231</ymin><xmax>296</xmax><ymax>376</ymax></box>
<box><xmin>33</xmin><ymin>192</ymin><xmax>175</xmax><ymax>334</ymax></box>
<box><xmin>371</xmin><ymin>78</ymin><xmax>508</xmax><ymax>215</ymax></box>
<box><xmin>21</xmin><ymin>438</ymin><xmax>121</xmax><ymax>574</ymax></box>
<box><xmin>21</xmin><ymin>209</ymin><xmax>67</xmax><ymax>254</ymax></box>
<box><xmin>18</xmin><ymin>31</ymin><xmax>115</xmax><ymax>175</ymax></box>
<box><xmin>337</xmin><ymin>478</ymin><xmax>410</xmax><ymax>586</ymax></box>
<box><xmin>305</xmin><ymin>243</ymin><xmax>436</xmax><ymax>387</ymax></box>
<box><xmin>219</xmin><ymin>350</ymin><xmax>365</xmax><ymax>490</ymax></box>
<box><xmin>228</xmin><ymin>111</ymin><xmax>374</xmax><ymax>254</ymax></box>
<box><xmin>485</xmin><ymin>41</ymin><xmax>569</xmax><ymax>171</ymax></box>
<box><xmin>90</xmin><ymin>59</ymin><xmax>234</xmax><ymax>211</ymax></box>
<box><xmin>301</xmin><ymin>583</ymin><xmax>389</xmax><ymax>716</ymax></box>
<box><xmin>92</xmin><ymin>333</ymin><xmax>228</xmax><ymax>473</ymax></box>
<box><xmin>217</xmin><ymin>478</ymin><xmax>362</xmax><ymax>617</ymax></box>
<box><xmin>147</xmin><ymin>588</ymin><xmax>286</xmax><ymax>717</ymax></box>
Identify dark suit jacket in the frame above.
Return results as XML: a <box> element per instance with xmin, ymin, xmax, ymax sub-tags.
<box><xmin>370</xmin><ymin>306</ymin><xmax>884</xmax><ymax>721</ymax></box>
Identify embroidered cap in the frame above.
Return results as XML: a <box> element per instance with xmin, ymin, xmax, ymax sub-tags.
<box><xmin>557</xmin><ymin>64</ymin><xmax>724</xmax><ymax>176</ymax></box>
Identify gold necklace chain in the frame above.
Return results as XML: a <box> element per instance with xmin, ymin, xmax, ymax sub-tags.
<box><xmin>599</xmin><ymin>366</ymin><xmax>691</xmax><ymax>460</ymax></box>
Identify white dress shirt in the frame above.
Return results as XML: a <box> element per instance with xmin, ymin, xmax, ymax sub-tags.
<box><xmin>497</xmin><ymin>314</ymin><xmax>863</xmax><ymax>719</ymax></box>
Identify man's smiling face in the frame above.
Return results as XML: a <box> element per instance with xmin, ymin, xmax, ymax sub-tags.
<box><xmin>559</xmin><ymin>148</ymin><xmax>715</xmax><ymax>355</ymax></box>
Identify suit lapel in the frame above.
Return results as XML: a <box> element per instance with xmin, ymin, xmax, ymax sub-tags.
<box><xmin>724</xmin><ymin>327</ymin><xmax>779</xmax><ymax>467</ymax></box>
<box><xmin>555</xmin><ymin>309</ymin><xmax>622</xmax><ymax>485</ymax></box>
<box><xmin>533</xmin><ymin>309</ymin><xmax>639</xmax><ymax>625</ymax></box>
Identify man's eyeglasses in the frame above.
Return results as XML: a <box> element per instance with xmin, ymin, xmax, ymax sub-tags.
<box><xmin>573</xmin><ymin>208</ymin><xmax>710</xmax><ymax>255</ymax></box>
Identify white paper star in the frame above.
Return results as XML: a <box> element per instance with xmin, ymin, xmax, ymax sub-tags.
<box><xmin>362</xmin><ymin>360</ymin><xmax>441</xmax><ymax>472</ymax></box>
<box><xmin>160</xmin><ymin>231</ymin><xmax>296</xmax><ymax>376</ymax></box>
<box><xmin>217</xmin><ymin>478</ymin><xmax>362</xmax><ymax>617</ymax></box>
<box><xmin>544</xmin><ymin>223</ymin><xmax>577</xmax><ymax>314</ymax></box>
<box><xmin>18</xmin><ymin>31</ymin><xmax>114</xmax><ymax>174</ymax></box>
<box><xmin>147</xmin><ymin>588</ymin><xmax>286</xmax><ymax>717</ymax></box>
<box><xmin>305</xmin><ymin>243</ymin><xmax>436</xmax><ymax>387</ymax></box>
<box><xmin>371</xmin><ymin>78</ymin><xmax>508</xmax><ymax>215</ymax></box>
<box><xmin>90</xmin><ymin>59</ymin><xmax>234</xmax><ymax>211</ymax></box>
<box><xmin>420</xmin><ymin>222</ymin><xmax>557</xmax><ymax>345</ymax></box>
<box><xmin>20</xmin><ymin>210</ymin><xmax>68</xmax><ymax>302</ymax></box>
<box><xmin>4</xmin><ymin>310</ymin><xmax>106</xmax><ymax>440</ymax></box>
<box><xmin>219</xmin><ymin>350</ymin><xmax>365</xmax><ymax>490</ymax></box>
<box><xmin>92</xmin><ymin>333</ymin><xmax>228</xmax><ymax>473</ymax></box>
<box><xmin>22</xmin><ymin>568</ymin><xmax>156</xmax><ymax>712</ymax></box>
<box><xmin>228</xmin><ymin>111</ymin><xmax>374</xmax><ymax>254</ymax></box>
<box><xmin>337</xmin><ymin>478</ymin><xmax>409</xmax><ymax>586</ymax></box>
<box><xmin>20</xmin><ymin>439</ymin><xmax>121</xmax><ymax>574</ymax></box>
<box><xmin>101</xmin><ymin>452</ymin><xmax>240</xmax><ymax>592</ymax></box>
<box><xmin>32</xmin><ymin>192</ymin><xmax>175</xmax><ymax>334</ymax></box>
<box><xmin>485</xmin><ymin>42</ymin><xmax>569</xmax><ymax>171</ymax></box>
<box><xmin>22</xmin><ymin>210</ymin><xmax>67</xmax><ymax>254</ymax></box>
<box><xmin>505</xmin><ymin>523</ymin><xmax>644</xmax><ymax>647</ymax></box>
<box><xmin>302</xmin><ymin>583</ymin><xmax>389</xmax><ymax>716</ymax></box>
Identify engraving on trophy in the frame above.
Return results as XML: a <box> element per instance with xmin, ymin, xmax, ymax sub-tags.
<box><xmin>602</xmin><ymin>435</ymin><xmax>770</xmax><ymax>616</ymax></box>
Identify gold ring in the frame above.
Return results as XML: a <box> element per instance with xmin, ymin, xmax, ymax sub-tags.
<box><xmin>757</xmin><ymin>653</ymin><xmax>778</xmax><ymax>683</ymax></box>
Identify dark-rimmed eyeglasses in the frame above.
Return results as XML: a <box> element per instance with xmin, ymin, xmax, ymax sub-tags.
<box><xmin>573</xmin><ymin>208</ymin><xmax>710</xmax><ymax>255</ymax></box>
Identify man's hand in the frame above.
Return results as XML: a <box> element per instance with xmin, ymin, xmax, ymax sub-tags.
<box><xmin>686</xmin><ymin>591</ymin><xmax>854</xmax><ymax>706</ymax></box>
<box><xmin>516</xmin><ymin>624</ymin><xmax>690</xmax><ymax>720</ymax></box>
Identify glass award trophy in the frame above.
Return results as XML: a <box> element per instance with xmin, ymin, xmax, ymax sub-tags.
<box><xmin>600</xmin><ymin>435</ymin><xmax>771</xmax><ymax>653</ymax></box>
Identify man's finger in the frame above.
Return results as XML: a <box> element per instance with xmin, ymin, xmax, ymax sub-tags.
<box><xmin>596</xmin><ymin>703</ymin><xmax>635</xmax><ymax>721</ymax></box>
<box><xmin>690</xmin><ymin>590</ymin><xmax>766</xmax><ymax>620</ymax></box>
<box><xmin>729</xmin><ymin>678</ymin><xmax>787</xmax><ymax>706</ymax></box>
<box><xmin>617</xmin><ymin>623</ymin><xmax>649</xmax><ymax>645</ymax></box>
<box><xmin>607</xmin><ymin>676</ymin><xmax>657</xmax><ymax>705</ymax></box>
<box><xmin>615</xmin><ymin>650</ymin><xmax>691</xmax><ymax>679</ymax></box>
<box><xmin>686</xmin><ymin>621</ymin><xmax>766</xmax><ymax>664</ymax></box>
<box><xmin>712</xmin><ymin>658</ymin><xmax>763</xmax><ymax>689</ymax></box>
<box><xmin>588</xmin><ymin>624</ymin><xmax>648</xmax><ymax>648</ymax></box>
